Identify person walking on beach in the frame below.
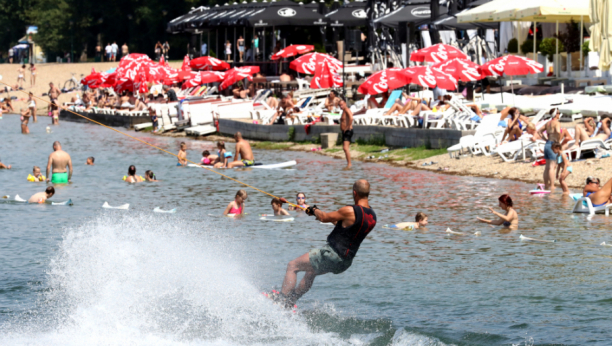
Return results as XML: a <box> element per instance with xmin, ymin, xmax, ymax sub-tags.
<box><xmin>29</xmin><ymin>63</ymin><xmax>36</xmax><ymax>87</ymax></box>
<box><xmin>155</xmin><ymin>41</ymin><xmax>162</xmax><ymax>61</ymax></box>
<box><xmin>46</xmin><ymin>141</ymin><xmax>73</xmax><ymax>184</ymax></box>
<box><xmin>17</xmin><ymin>64</ymin><xmax>25</xmax><ymax>88</ymax></box>
<box><xmin>228</xmin><ymin>132</ymin><xmax>255</xmax><ymax>168</ymax></box>
<box><xmin>48</xmin><ymin>82</ymin><xmax>61</xmax><ymax>125</ymax></box>
<box><xmin>252</xmin><ymin>35</ymin><xmax>259</xmax><ymax>60</ymax></box>
<box><xmin>268</xmin><ymin>179</ymin><xmax>376</xmax><ymax>308</ymax></box>
<box><xmin>111</xmin><ymin>42</ymin><xmax>118</xmax><ymax>62</ymax></box>
<box><xmin>225</xmin><ymin>40</ymin><xmax>232</xmax><ymax>62</ymax></box>
<box><xmin>538</xmin><ymin>108</ymin><xmax>561</xmax><ymax>192</ymax></box>
<box><xmin>105</xmin><ymin>43</ymin><xmax>112</xmax><ymax>61</ymax></box>
<box><xmin>162</xmin><ymin>41</ymin><xmax>170</xmax><ymax>60</ymax></box>
<box><xmin>339</xmin><ymin>96</ymin><xmax>354</xmax><ymax>169</ymax></box>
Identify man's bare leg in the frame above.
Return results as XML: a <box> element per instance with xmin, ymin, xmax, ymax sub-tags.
<box><xmin>281</xmin><ymin>252</ymin><xmax>317</xmax><ymax>300</ymax></box>
<box><xmin>343</xmin><ymin>140</ymin><xmax>352</xmax><ymax>168</ymax></box>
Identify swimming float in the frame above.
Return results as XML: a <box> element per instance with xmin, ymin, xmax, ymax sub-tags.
<box><xmin>529</xmin><ymin>184</ymin><xmax>550</xmax><ymax>195</ymax></box>
<box><xmin>27</xmin><ymin>174</ymin><xmax>45</xmax><ymax>182</ymax></box>
<box><xmin>123</xmin><ymin>175</ymin><xmax>145</xmax><ymax>181</ymax></box>
<box><xmin>102</xmin><ymin>202</ymin><xmax>130</xmax><ymax>210</ymax></box>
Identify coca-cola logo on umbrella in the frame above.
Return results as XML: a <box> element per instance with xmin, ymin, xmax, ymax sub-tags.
<box><xmin>411</xmin><ymin>7</ymin><xmax>430</xmax><ymax>17</ymax></box>
<box><xmin>352</xmin><ymin>9</ymin><xmax>367</xmax><ymax>18</ymax></box>
<box><xmin>278</xmin><ymin>8</ymin><xmax>297</xmax><ymax>17</ymax></box>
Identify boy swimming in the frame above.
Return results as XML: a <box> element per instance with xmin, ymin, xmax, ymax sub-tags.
<box><xmin>394</xmin><ymin>212</ymin><xmax>428</xmax><ymax>230</ymax></box>
<box><xmin>28</xmin><ymin>186</ymin><xmax>55</xmax><ymax>204</ymax></box>
<box><xmin>271</xmin><ymin>198</ymin><xmax>290</xmax><ymax>216</ymax></box>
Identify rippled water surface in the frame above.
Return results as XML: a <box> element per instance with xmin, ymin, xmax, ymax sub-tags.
<box><xmin>1</xmin><ymin>114</ymin><xmax>612</xmax><ymax>346</ymax></box>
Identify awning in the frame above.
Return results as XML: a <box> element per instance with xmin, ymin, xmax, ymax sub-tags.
<box><xmin>376</xmin><ymin>4</ymin><xmax>447</xmax><ymax>28</ymax></box>
<box><xmin>241</xmin><ymin>0</ymin><xmax>328</xmax><ymax>27</ymax></box>
<box><xmin>325</xmin><ymin>1</ymin><xmax>367</xmax><ymax>27</ymax></box>
<box><xmin>433</xmin><ymin>0</ymin><xmax>498</xmax><ymax>30</ymax></box>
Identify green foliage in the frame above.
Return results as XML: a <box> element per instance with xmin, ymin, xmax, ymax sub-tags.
<box><xmin>583</xmin><ymin>40</ymin><xmax>590</xmax><ymax>57</ymax></box>
<box><xmin>539</xmin><ymin>37</ymin><xmax>565</xmax><ymax>62</ymax></box>
<box><xmin>520</xmin><ymin>39</ymin><xmax>541</xmax><ymax>54</ymax></box>
<box><xmin>555</xmin><ymin>19</ymin><xmax>581</xmax><ymax>53</ymax></box>
<box><xmin>287</xmin><ymin>127</ymin><xmax>295</xmax><ymax>142</ymax></box>
<box><xmin>355</xmin><ymin>134</ymin><xmax>385</xmax><ymax>146</ymax></box>
<box><xmin>507</xmin><ymin>38</ymin><xmax>518</xmax><ymax>54</ymax></box>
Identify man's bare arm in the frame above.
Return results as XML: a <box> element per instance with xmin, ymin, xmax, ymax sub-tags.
<box><xmin>46</xmin><ymin>155</ymin><xmax>53</xmax><ymax>181</ymax></box>
<box><xmin>233</xmin><ymin>142</ymin><xmax>241</xmax><ymax>162</ymax></box>
<box><xmin>314</xmin><ymin>206</ymin><xmax>354</xmax><ymax>224</ymax></box>
<box><xmin>68</xmin><ymin>157</ymin><xmax>73</xmax><ymax>181</ymax></box>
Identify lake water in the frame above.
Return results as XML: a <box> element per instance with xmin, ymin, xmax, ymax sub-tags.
<box><xmin>1</xmin><ymin>114</ymin><xmax>611</xmax><ymax>346</ymax></box>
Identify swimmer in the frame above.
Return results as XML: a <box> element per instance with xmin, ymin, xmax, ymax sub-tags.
<box><xmin>223</xmin><ymin>189</ymin><xmax>247</xmax><ymax>216</ymax></box>
<box><xmin>125</xmin><ymin>165</ymin><xmax>144</xmax><ymax>183</ymax></box>
<box><xmin>86</xmin><ymin>157</ymin><xmax>95</xmax><ymax>165</ymax></box>
<box><xmin>213</xmin><ymin>141</ymin><xmax>233</xmax><ymax>168</ymax></box>
<box><xmin>477</xmin><ymin>194</ymin><xmax>518</xmax><ymax>229</ymax></box>
<box><xmin>46</xmin><ymin>141</ymin><xmax>73</xmax><ymax>184</ymax></box>
<box><xmin>200</xmin><ymin>150</ymin><xmax>218</xmax><ymax>165</ymax></box>
<box><xmin>288</xmin><ymin>192</ymin><xmax>309</xmax><ymax>211</ymax></box>
<box><xmin>144</xmin><ymin>170</ymin><xmax>158</xmax><ymax>182</ymax></box>
<box><xmin>28</xmin><ymin>166</ymin><xmax>46</xmax><ymax>182</ymax></box>
<box><xmin>271</xmin><ymin>198</ymin><xmax>290</xmax><ymax>216</ymax></box>
<box><xmin>0</xmin><ymin>157</ymin><xmax>11</xmax><ymax>169</ymax></box>
<box><xmin>552</xmin><ymin>143</ymin><xmax>572</xmax><ymax>194</ymax></box>
<box><xmin>177</xmin><ymin>142</ymin><xmax>187</xmax><ymax>166</ymax></box>
<box><xmin>20</xmin><ymin>108</ymin><xmax>31</xmax><ymax>134</ymax></box>
<box><xmin>28</xmin><ymin>186</ymin><xmax>55</xmax><ymax>204</ymax></box>
<box><xmin>394</xmin><ymin>212</ymin><xmax>428</xmax><ymax>230</ymax></box>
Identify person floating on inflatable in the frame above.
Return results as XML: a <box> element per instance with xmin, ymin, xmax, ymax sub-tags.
<box><xmin>27</xmin><ymin>166</ymin><xmax>46</xmax><ymax>182</ymax></box>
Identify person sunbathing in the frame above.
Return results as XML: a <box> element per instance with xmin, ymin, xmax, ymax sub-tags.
<box><xmin>383</xmin><ymin>93</ymin><xmax>419</xmax><ymax>116</ymax></box>
<box><xmin>583</xmin><ymin>176</ymin><xmax>612</xmax><ymax>207</ymax></box>
<box><xmin>525</xmin><ymin>123</ymin><xmax>543</xmax><ymax>141</ymax></box>
<box><xmin>573</xmin><ymin>118</ymin><xmax>611</xmax><ymax>147</ymax></box>
<box><xmin>367</xmin><ymin>91</ymin><xmax>390</xmax><ymax>109</ymax></box>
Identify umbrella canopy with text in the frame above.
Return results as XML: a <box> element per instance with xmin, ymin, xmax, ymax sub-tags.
<box><xmin>220</xmin><ymin>66</ymin><xmax>260</xmax><ymax>90</ymax></box>
<box><xmin>189</xmin><ymin>56</ymin><xmax>230</xmax><ymax>71</ymax></box>
<box><xmin>410</xmin><ymin>44</ymin><xmax>468</xmax><ymax>64</ymax></box>
<box><xmin>403</xmin><ymin>66</ymin><xmax>458</xmax><ymax>90</ymax></box>
<box><xmin>432</xmin><ymin>58</ymin><xmax>484</xmax><ymax>82</ymax></box>
<box><xmin>479</xmin><ymin>55</ymin><xmax>543</xmax><ymax>77</ymax></box>
<box><xmin>271</xmin><ymin>44</ymin><xmax>315</xmax><ymax>60</ymax></box>
<box><xmin>182</xmin><ymin>71</ymin><xmax>226</xmax><ymax>89</ymax></box>
<box><xmin>290</xmin><ymin>52</ymin><xmax>342</xmax><ymax>74</ymax></box>
<box><xmin>357</xmin><ymin>68</ymin><xmax>412</xmax><ymax>95</ymax></box>
<box><xmin>310</xmin><ymin>60</ymin><xmax>342</xmax><ymax>89</ymax></box>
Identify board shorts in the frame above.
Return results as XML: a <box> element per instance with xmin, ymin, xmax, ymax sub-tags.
<box><xmin>309</xmin><ymin>243</ymin><xmax>353</xmax><ymax>275</ymax></box>
<box><xmin>342</xmin><ymin>129</ymin><xmax>354</xmax><ymax>143</ymax></box>
<box><xmin>242</xmin><ymin>159</ymin><xmax>254</xmax><ymax>167</ymax></box>
<box><xmin>544</xmin><ymin>141</ymin><xmax>556</xmax><ymax>161</ymax></box>
<box><xmin>238</xmin><ymin>46</ymin><xmax>245</xmax><ymax>52</ymax></box>
<box><xmin>51</xmin><ymin>172</ymin><xmax>68</xmax><ymax>184</ymax></box>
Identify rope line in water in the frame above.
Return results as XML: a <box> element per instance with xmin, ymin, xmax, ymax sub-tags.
<box><xmin>1</xmin><ymin>80</ymin><xmax>304</xmax><ymax>210</ymax></box>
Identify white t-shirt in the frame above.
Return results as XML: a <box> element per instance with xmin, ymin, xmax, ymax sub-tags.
<box><xmin>111</xmin><ymin>44</ymin><xmax>118</xmax><ymax>53</ymax></box>
<box><xmin>8</xmin><ymin>49</ymin><xmax>13</xmax><ymax>57</ymax></box>
<box><xmin>105</xmin><ymin>45</ymin><xmax>112</xmax><ymax>54</ymax></box>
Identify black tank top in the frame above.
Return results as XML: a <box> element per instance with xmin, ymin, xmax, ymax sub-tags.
<box><xmin>327</xmin><ymin>205</ymin><xmax>377</xmax><ymax>260</ymax></box>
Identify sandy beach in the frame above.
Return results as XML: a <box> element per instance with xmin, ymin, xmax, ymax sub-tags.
<box><xmin>0</xmin><ymin>62</ymin><xmax>182</xmax><ymax>114</ymax></box>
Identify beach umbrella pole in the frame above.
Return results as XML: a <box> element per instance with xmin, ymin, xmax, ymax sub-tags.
<box><xmin>580</xmin><ymin>16</ymin><xmax>584</xmax><ymax>77</ymax></box>
<box><xmin>556</xmin><ymin>20</ymin><xmax>559</xmax><ymax>78</ymax></box>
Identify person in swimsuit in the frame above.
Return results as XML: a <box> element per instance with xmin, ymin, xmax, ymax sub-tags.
<box><xmin>268</xmin><ymin>94</ymin><xmax>294</xmax><ymax>125</ymax></box>
<box><xmin>538</xmin><ymin>108</ymin><xmax>562</xmax><ymax>192</ymax></box>
<box><xmin>20</xmin><ymin>108</ymin><xmax>31</xmax><ymax>134</ymax></box>
<box><xmin>17</xmin><ymin>65</ymin><xmax>25</xmax><ymax>88</ymax></box>
<box><xmin>29</xmin><ymin>63</ymin><xmax>36</xmax><ymax>87</ymax></box>
<box><xmin>339</xmin><ymin>96</ymin><xmax>354</xmax><ymax>169</ymax></box>
<box><xmin>394</xmin><ymin>212</ymin><xmax>428</xmax><ymax>230</ymax></box>
<box><xmin>200</xmin><ymin>150</ymin><xmax>218</xmax><ymax>165</ymax></box>
<box><xmin>500</xmin><ymin>108</ymin><xmax>528</xmax><ymax>143</ymax></box>
<box><xmin>574</xmin><ymin>118</ymin><xmax>611</xmax><ymax>147</ymax></box>
<box><xmin>48</xmin><ymin>82</ymin><xmax>61</xmax><ymax>125</ymax></box>
<box><xmin>28</xmin><ymin>187</ymin><xmax>55</xmax><ymax>204</ymax></box>
<box><xmin>477</xmin><ymin>194</ymin><xmax>518</xmax><ymax>229</ymax></box>
<box><xmin>27</xmin><ymin>92</ymin><xmax>37</xmax><ymax>123</ymax></box>
<box><xmin>269</xmin><ymin>180</ymin><xmax>376</xmax><ymax>308</ymax></box>
<box><xmin>582</xmin><ymin>176</ymin><xmax>612</xmax><ymax>207</ymax></box>
<box><xmin>28</xmin><ymin>166</ymin><xmax>46</xmax><ymax>182</ymax></box>
<box><xmin>177</xmin><ymin>142</ymin><xmax>188</xmax><ymax>166</ymax></box>
<box><xmin>0</xmin><ymin>157</ymin><xmax>11</xmax><ymax>169</ymax></box>
<box><xmin>382</xmin><ymin>92</ymin><xmax>420</xmax><ymax>116</ymax></box>
<box><xmin>324</xmin><ymin>90</ymin><xmax>340</xmax><ymax>112</ymax></box>
<box><xmin>144</xmin><ymin>170</ymin><xmax>158</xmax><ymax>182</ymax></box>
<box><xmin>86</xmin><ymin>157</ymin><xmax>95</xmax><ymax>165</ymax></box>
<box><xmin>552</xmin><ymin>143</ymin><xmax>572</xmax><ymax>194</ymax></box>
<box><xmin>46</xmin><ymin>141</ymin><xmax>72</xmax><ymax>184</ymax></box>
<box><xmin>228</xmin><ymin>132</ymin><xmax>255</xmax><ymax>168</ymax></box>
<box><xmin>213</xmin><ymin>141</ymin><xmax>233</xmax><ymax>168</ymax></box>
<box><xmin>237</xmin><ymin>35</ymin><xmax>245</xmax><ymax>62</ymax></box>
<box><xmin>288</xmin><ymin>192</ymin><xmax>309</xmax><ymax>211</ymax></box>
<box><xmin>125</xmin><ymin>165</ymin><xmax>144</xmax><ymax>183</ymax></box>
<box><xmin>223</xmin><ymin>189</ymin><xmax>247</xmax><ymax>216</ymax></box>
<box><xmin>271</xmin><ymin>198</ymin><xmax>290</xmax><ymax>216</ymax></box>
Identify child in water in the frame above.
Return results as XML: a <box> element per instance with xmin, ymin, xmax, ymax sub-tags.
<box><xmin>201</xmin><ymin>150</ymin><xmax>218</xmax><ymax>165</ymax></box>
<box><xmin>144</xmin><ymin>170</ymin><xmax>158</xmax><ymax>182</ymax></box>
<box><xmin>271</xmin><ymin>198</ymin><xmax>290</xmax><ymax>216</ymax></box>
<box><xmin>223</xmin><ymin>189</ymin><xmax>247</xmax><ymax>216</ymax></box>
<box><xmin>27</xmin><ymin>166</ymin><xmax>46</xmax><ymax>182</ymax></box>
<box><xmin>394</xmin><ymin>212</ymin><xmax>428</xmax><ymax>230</ymax></box>
<box><xmin>477</xmin><ymin>194</ymin><xmax>518</xmax><ymax>229</ymax></box>
<box><xmin>177</xmin><ymin>142</ymin><xmax>187</xmax><ymax>166</ymax></box>
<box><xmin>552</xmin><ymin>143</ymin><xmax>572</xmax><ymax>194</ymax></box>
<box><xmin>213</xmin><ymin>141</ymin><xmax>233</xmax><ymax>168</ymax></box>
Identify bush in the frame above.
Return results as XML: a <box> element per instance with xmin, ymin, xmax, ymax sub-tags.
<box><xmin>520</xmin><ymin>39</ymin><xmax>541</xmax><ymax>54</ymax></box>
<box><xmin>539</xmin><ymin>37</ymin><xmax>565</xmax><ymax>62</ymax></box>
<box><xmin>583</xmin><ymin>40</ymin><xmax>590</xmax><ymax>57</ymax></box>
<box><xmin>507</xmin><ymin>38</ymin><xmax>518</xmax><ymax>53</ymax></box>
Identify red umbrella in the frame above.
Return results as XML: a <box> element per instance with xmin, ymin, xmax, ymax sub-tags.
<box><xmin>410</xmin><ymin>44</ymin><xmax>468</xmax><ymax>64</ymax></box>
<box><xmin>159</xmin><ymin>54</ymin><xmax>168</xmax><ymax>66</ymax></box>
<box><xmin>189</xmin><ymin>56</ymin><xmax>230</xmax><ymax>71</ymax></box>
<box><xmin>182</xmin><ymin>71</ymin><xmax>225</xmax><ymax>89</ymax></box>
<box><xmin>271</xmin><ymin>44</ymin><xmax>315</xmax><ymax>60</ymax></box>
<box><xmin>357</xmin><ymin>68</ymin><xmax>411</xmax><ymax>95</ymax></box>
<box><xmin>181</xmin><ymin>55</ymin><xmax>191</xmax><ymax>71</ymax></box>
<box><xmin>480</xmin><ymin>55</ymin><xmax>543</xmax><ymax>77</ymax></box>
<box><xmin>310</xmin><ymin>60</ymin><xmax>342</xmax><ymax>89</ymax></box>
<box><xmin>113</xmin><ymin>78</ymin><xmax>135</xmax><ymax>93</ymax></box>
<box><xmin>219</xmin><ymin>66</ymin><xmax>260</xmax><ymax>90</ymax></box>
<box><xmin>289</xmin><ymin>52</ymin><xmax>342</xmax><ymax>74</ymax></box>
<box><xmin>81</xmin><ymin>72</ymin><xmax>104</xmax><ymax>88</ymax></box>
<box><xmin>432</xmin><ymin>58</ymin><xmax>483</xmax><ymax>82</ymax></box>
<box><xmin>403</xmin><ymin>66</ymin><xmax>457</xmax><ymax>90</ymax></box>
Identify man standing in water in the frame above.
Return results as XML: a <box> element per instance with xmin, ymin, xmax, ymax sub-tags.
<box><xmin>48</xmin><ymin>82</ymin><xmax>61</xmax><ymax>125</ymax></box>
<box><xmin>46</xmin><ymin>141</ymin><xmax>73</xmax><ymax>184</ymax></box>
<box><xmin>270</xmin><ymin>179</ymin><xmax>376</xmax><ymax>307</ymax></box>
<box><xmin>339</xmin><ymin>96</ymin><xmax>354</xmax><ymax>169</ymax></box>
<box><xmin>228</xmin><ymin>132</ymin><xmax>255</xmax><ymax>167</ymax></box>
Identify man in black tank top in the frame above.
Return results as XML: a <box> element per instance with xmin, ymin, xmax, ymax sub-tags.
<box><xmin>274</xmin><ymin>179</ymin><xmax>377</xmax><ymax>307</ymax></box>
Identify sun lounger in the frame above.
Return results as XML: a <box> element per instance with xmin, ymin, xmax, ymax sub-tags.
<box><xmin>185</xmin><ymin>124</ymin><xmax>217</xmax><ymax>136</ymax></box>
<box><xmin>565</xmin><ymin>138</ymin><xmax>609</xmax><ymax>161</ymax></box>
<box><xmin>572</xmin><ymin>196</ymin><xmax>612</xmax><ymax>216</ymax></box>
<box><xmin>447</xmin><ymin>114</ymin><xmax>502</xmax><ymax>158</ymax></box>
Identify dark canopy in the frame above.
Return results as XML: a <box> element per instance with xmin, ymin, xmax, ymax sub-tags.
<box><xmin>432</xmin><ymin>0</ymin><xmax>497</xmax><ymax>30</ymax></box>
<box><xmin>325</xmin><ymin>0</ymin><xmax>367</xmax><ymax>28</ymax></box>
<box><xmin>375</xmin><ymin>4</ymin><xmax>447</xmax><ymax>28</ymax></box>
<box><xmin>240</xmin><ymin>0</ymin><xmax>328</xmax><ymax>27</ymax></box>
<box><xmin>168</xmin><ymin>7</ymin><xmax>208</xmax><ymax>33</ymax></box>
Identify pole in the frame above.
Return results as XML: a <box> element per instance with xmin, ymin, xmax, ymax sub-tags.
<box><xmin>216</xmin><ymin>29</ymin><xmax>218</xmax><ymax>59</ymax></box>
<box><xmin>556</xmin><ymin>20</ymin><xmax>559</xmax><ymax>78</ymax></box>
<box><xmin>233</xmin><ymin>27</ymin><xmax>236</xmax><ymax>64</ymax></box>
<box><xmin>580</xmin><ymin>16</ymin><xmax>584</xmax><ymax>77</ymax></box>
<box><xmin>208</xmin><ymin>31</ymin><xmax>210</xmax><ymax>57</ymax></box>
<box><xmin>533</xmin><ymin>21</ymin><xmax>537</xmax><ymax>66</ymax></box>
<box><xmin>343</xmin><ymin>27</ymin><xmax>346</xmax><ymax>96</ymax></box>
<box><xmin>71</xmin><ymin>23</ymin><xmax>74</xmax><ymax>63</ymax></box>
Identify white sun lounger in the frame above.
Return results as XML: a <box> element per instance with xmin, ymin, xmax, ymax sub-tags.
<box><xmin>447</xmin><ymin>114</ymin><xmax>502</xmax><ymax>158</ymax></box>
<box><xmin>572</xmin><ymin>196</ymin><xmax>612</xmax><ymax>216</ymax></box>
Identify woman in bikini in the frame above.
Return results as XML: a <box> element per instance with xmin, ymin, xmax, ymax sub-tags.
<box><xmin>20</xmin><ymin>108</ymin><xmax>31</xmax><ymax>134</ymax></box>
<box><xmin>583</xmin><ymin>176</ymin><xmax>612</xmax><ymax>207</ymax></box>
<box><xmin>29</xmin><ymin>63</ymin><xmax>36</xmax><ymax>87</ymax></box>
<box><xmin>223</xmin><ymin>189</ymin><xmax>247</xmax><ymax>216</ymax></box>
<box><xmin>17</xmin><ymin>65</ymin><xmax>25</xmax><ymax>88</ymax></box>
<box><xmin>27</xmin><ymin>92</ymin><xmax>37</xmax><ymax>122</ymax></box>
<box><xmin>477</xmin><ymin>194</ymin><xmax>518</xmax><ymax>229</ymax></box>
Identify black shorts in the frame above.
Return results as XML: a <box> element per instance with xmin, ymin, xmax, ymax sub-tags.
<box><xmin>342</xmin><ymin>129</ymin><xmax>354</xmax><ymax>143</ymax></box>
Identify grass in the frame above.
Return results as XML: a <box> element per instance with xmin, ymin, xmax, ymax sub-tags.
<box><xmin>251</xmin><ymin>142</ymin><xmax>294</xmax><ymax>150</ymax></box>
<box><xmin>324</xmin><ymin>148</ymin><xmax>342</xmax><ymax>153</ymax></box>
